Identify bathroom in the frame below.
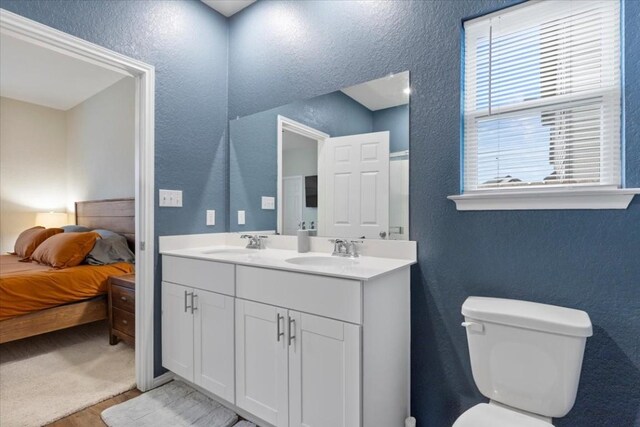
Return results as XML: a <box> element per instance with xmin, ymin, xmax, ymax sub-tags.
<box><xmin>0</xmin><ymin>0</ymin><xmax>638</xmax><ymax>426</ymax></box>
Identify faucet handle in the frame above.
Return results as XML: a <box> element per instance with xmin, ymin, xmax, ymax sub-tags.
<box><xmin>240</xmin><ymin>234</ymin><xmax>254</xmax><ymax>239</ymax></box>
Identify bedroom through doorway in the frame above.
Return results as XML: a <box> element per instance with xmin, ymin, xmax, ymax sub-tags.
<box><xmin>0</xmin><ymin>10</ymin><xmax>155</xmax><ymax>426</ymax></box>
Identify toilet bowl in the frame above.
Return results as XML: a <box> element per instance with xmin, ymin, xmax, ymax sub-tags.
<box><xmin>454</xmin><ymin>297</ymin><xmax>592</xmax><ymax>426</ymax></box>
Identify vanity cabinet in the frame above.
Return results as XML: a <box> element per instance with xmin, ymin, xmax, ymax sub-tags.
<box><xmin>235</xmin><ymin>299</ymin><xmax>361</xmax><ymax>427</ymax></box>
<box><xmin>161</xmin><ymin>258</ymin><xmax>236</xmax><ymax>403</ymax></box>
<box><xmin>162</xmin><ymin>254</ymin><xmax>410</xmax><ymax>427</ymax></box>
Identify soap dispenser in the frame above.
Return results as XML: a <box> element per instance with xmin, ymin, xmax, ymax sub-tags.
<box><xmin>297</xmin><ymin>222</ymin><xmax>310</xmax><ymax>253</ymax></box>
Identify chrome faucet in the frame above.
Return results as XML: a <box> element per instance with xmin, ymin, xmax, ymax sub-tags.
<box><xmin>329</xmin><ymin>238</ymin><xmax>363</xmax><ymax>258</ymax></box>
<box><xmin>241</xmin><ymin>234</ymin><xmax>268</xmax><ymax>249</ymax></box>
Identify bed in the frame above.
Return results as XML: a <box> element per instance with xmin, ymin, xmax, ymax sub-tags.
<box><xmin>0</xmin><ymin>198</ymin><xmax>135</xmax><ymax>344</ymax></box>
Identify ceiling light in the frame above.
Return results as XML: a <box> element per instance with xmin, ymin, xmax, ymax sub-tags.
<box><xmin>404</xmin><ymin>87</ymin><xmax>411</xmax><ymax>95</ymax></box>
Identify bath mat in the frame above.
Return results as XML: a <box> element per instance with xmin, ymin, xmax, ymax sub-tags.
<box><xmin>101</xmin><ymin>381</ymin><xmax>255</xmax><ymax>427</ymax></box>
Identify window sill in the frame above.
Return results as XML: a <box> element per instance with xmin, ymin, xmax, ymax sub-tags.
<box><xmin>448</xmin><ymin>188</ymin><xmax>640</xmax><ymax>211</ymax></box>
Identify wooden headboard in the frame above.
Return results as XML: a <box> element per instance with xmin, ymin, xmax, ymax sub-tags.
<box><xmin>75</xmin><ymin>198</ymin><xmax>135</xmax><ymax>249</ymax></box>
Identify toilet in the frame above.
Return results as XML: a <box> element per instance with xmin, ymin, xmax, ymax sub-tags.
<box><xmin>454</xmin><ymin>297</ymin><xmax>592</xmax><ymax>427</ymax></box>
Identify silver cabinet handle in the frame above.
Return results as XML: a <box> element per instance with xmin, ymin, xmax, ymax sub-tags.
<box><xmin>276</xmin><ymin>313</ymin><xmax>284</xmax><ymax>342</ymax></box>
<box><xmin>288</xmin><ymin>316</ymin><xmax>296</xmax><ymax>346</ymax></box>
<box><xmin>120</xmin><ymin>296</ymin><xmax>127</xmax><ymax>301</ymax></box>
<box><xmin>184</xmin><ymin>290</ymin><xmax>193</xmax><ymax>313</ymax></box>
<box><xmin>191</xmin><ymin>293</ymin><xmax>198</xmax><ymax>314</ymax></box>
<box><xmin>122</xmin><ymin>319</ymin><xmax>128</xmax><ymax>325</ymax></box>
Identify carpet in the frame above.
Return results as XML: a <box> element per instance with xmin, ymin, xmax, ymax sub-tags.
<box><xmin>0</xmin><ymin>321</ymin><xmax>135</xmax><ymax>427</ymax></box>
<box><xmin>101</xmin><ymin>381</ymin><xmax>255</xmax><ymax>427</ymax></box>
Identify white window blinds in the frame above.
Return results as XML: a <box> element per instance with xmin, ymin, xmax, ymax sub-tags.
<box><xmin>463</xmin><ymin>0</ymin><xmax>621</xmax><ymax>192</ymax></box>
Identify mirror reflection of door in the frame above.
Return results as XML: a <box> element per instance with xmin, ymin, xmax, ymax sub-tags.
<box><xmin>323</xmin><ymin>131</ymin><xmax>390</xmax><ymax>239</ymax></box>
<box><xmin>282</xmin><ymin>130</ymin><xmax>318</xmax><ymax>236</ymax></box>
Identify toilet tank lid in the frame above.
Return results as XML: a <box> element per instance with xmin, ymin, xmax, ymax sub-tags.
<box><xmin>462</xmin><ymin>297</ymin><xmax>593</xmax><ymax>337</ymax></box>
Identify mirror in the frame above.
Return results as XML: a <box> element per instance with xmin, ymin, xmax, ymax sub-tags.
<box><xmin>230</xmin><ymin>71</ymin><xmax>409</xmax><ymax>240</ymax></box>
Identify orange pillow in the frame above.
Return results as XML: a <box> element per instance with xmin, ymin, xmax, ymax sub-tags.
<box><xmin>31</xmin><ymin>232</ymin><xmax>100</xmax><ymax>269</ymax></box>
<box><xmin>13</xmin><ymin>226</ymin><xmax>64</xmax><ymax>258</ymax></box>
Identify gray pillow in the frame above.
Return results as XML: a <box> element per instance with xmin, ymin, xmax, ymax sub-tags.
<box><xmin>61</xmin><ymin>225</ymin><xmax>92</xmax><ymax>233</ymax></box>
<box><xmin>86</xmin><ymin>235</ymin><xmax>135</xmax><ymax>265</ymax></box>
<box><xmin>92</xmin><ymin>229</ymin><xmax>120</xmax><ymax>239</ymax></box>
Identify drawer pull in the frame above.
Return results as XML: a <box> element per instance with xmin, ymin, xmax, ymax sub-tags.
<box><xmin>120</xmin><ymin>296</ymin><xmax>127</xmax><ymax>301</ymax></box>
<box><xmin>122</xmin><ymin>319</ymin><xmax>128</xmax><ymax>325</ymax></box>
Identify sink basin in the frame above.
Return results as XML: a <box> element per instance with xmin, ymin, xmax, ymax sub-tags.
<box><xmin>201</xmin><ymin>248</ymin><xmax>256</xmax><ymax>255</ymax></box>
<box><xmin>285</xmin><ymin>256</ymin><xmax>355</xmax><ymax>267</ymax></box>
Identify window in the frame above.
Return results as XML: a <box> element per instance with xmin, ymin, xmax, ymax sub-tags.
<box><xmin>450</xmin><ymin>0</ymin><xmax>637</xmax><ymax>210</ymax></box>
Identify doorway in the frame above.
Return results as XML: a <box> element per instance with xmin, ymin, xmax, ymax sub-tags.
<box><xmin>277</xmin><ymin>116</ymin><xmax>328</xmax><ymax>236</ymax></box>
<box><xmin>0</xmin><ymin>9</ymin><xmax>156</xmax><ymax>393</ymax></box>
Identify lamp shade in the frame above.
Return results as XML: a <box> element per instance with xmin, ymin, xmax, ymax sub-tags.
<box><xmin>35</xmin><ymin>212</ymin><xmax>68</xmax><ymax>229</ymax></box>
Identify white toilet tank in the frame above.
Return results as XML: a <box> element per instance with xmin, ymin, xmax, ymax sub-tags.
<box><xmin>461</xmin><ymin>297</ymin><xmax>592</xmax><ymax>418</ymax></box>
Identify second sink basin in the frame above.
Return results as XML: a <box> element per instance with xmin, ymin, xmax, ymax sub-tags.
<box><xmin>285</xmin><ymin>256</ymin><xmax>355</xmax><ymax>267</ymax></box>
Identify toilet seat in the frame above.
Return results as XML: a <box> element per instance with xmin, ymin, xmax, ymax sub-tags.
<box><xmin>453</xmin><ymin>403</ymin><xmax>554</xmax><ymax>427</ymax></box>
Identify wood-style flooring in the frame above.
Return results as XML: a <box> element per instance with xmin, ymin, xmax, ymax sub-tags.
<box><xmin>46</xmin><ymin>388</ymin><xmax>142</xmax><ymax>427</ymax></box>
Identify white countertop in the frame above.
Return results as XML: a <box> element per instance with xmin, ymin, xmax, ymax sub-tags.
<box><xmin>160</xmin><ymin>245</ymin><xmax>415</xmax><ymax>281</ymax></box>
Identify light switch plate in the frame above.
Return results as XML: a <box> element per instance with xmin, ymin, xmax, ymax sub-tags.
<box><xmin>206</xmin><ymin>210</ymin><xmax>216</xmax><ymax>226</ymax></box>
<box><xmin>159</xmin><ymin>189</ymin><xmax>183</xmax><ymax>207</ymax></box>
<box><xmin>238</xmin><ymin>210</ymin><xmax>245</xmax><ymax>225</ymax></box>
<box><xmin>261</xmin><ymin>196</ymin><xmax>275</xmax><ymax>210</ymax></box>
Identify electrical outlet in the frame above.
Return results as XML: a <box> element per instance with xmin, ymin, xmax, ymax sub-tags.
<box><xmin>206</xmin><ymin>210</ymin><xmax>216</xmax><ymax>226</ymax></box>
<box><xmin>261</xmin><ymin>196</ymin><xmax>275</xmax><ymax>210</ymax></box>
<box><xmin>238</xmin><ymin>210</ymin><xmax>245</xmax><ymax>225</ymax></box>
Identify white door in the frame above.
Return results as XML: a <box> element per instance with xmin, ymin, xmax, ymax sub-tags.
<box><xmin>323</xmin><ymin>131</ymin><xmax>389</xmax><ymax>239</ymax></box>
<box><xmin>282</xmin><ymin>176</ymin><xmax>304</xmax><ymax>235</ymax></box>
<box><xmin>236</xmin><ymin>300</ymin><xmax>289</xmax><ymax>427</ymax></box>
<box><xmin>194</xmin><ymin>290</ymin><xmax>235</xmax><ymax>403</ymax></box>
<box><xmin>161</xmin><ymin>281</ymin><xmax>194</xmax><ymax>382</ymax></box>
<box><xmin>288</xmin><ymin>311</ymin><xmax>361</xmax><ymax>427</ymax></box>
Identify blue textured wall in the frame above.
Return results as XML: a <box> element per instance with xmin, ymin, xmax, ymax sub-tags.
<box><xmin>229</xmin><ymin>90</ymin><xmax>372</xmax><ymax>231</ymax></box>
<box><xmin>3</xmin><ymin>1</ymin><xmax>639</xmax><ymax>425</ymax></box>
<box><xmin>373</xmin><ymin>104</ymin><xmax>409</xmax><ymax>153</ymax></box>
<box><xmin>0</xmin><ymin>0</ymin><xmax>229</xmax><ymax>376</ymax></box>
<box><xmin>228</xmin><ymin>1</ymin><xmax>640</xmax><ymax>426</ymax></box>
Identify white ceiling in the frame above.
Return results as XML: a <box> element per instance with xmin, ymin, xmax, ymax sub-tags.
<box><xmin>341</xmin><ymin>71</ymin><xmax>410</xmax><ymax>111</ymax></box>
<box><xmin>201</xmin><ymin>0</ymin><xmax>256</xmax><ymax>17</ymax></box>
<box><xmin>0</xmin><ymin>33</ymin><xmax>126</xmax><ymax>111</ymax></box>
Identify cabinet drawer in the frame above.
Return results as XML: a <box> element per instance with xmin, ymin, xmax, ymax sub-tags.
<box><xmin>111</xmin><ymin>284</ymin><xmax>135</xmax><ymax>312</ymax></box>
<box><xmin>163</xmin><ymin>256</ymin><xmax>235</xmax><ymax>296</ymax></box>
<box><xmin>113</xmin><ymin>307</ymin><xmax>135</xmax><ymax>337</ymax></box>
<box><xmin>236</xmin><ymin>266</ymin><xmax>362</xmax><ymax>324</ymax></box>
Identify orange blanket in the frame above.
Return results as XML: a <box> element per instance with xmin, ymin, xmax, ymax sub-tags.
<box><xmin>0</xmin><ymin>254</ymin><xmax>134</xmax><ymax>320</ymax></box>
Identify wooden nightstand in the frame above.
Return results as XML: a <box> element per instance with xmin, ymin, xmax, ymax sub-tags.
<box><xmin>108</xmin><ymin>273</ymin><xmax>135</xmax><ymax>345</ymax></box>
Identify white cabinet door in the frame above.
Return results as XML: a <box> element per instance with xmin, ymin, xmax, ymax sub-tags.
<box><xmin>194</xmin><ymin>290</ymin><xmax>235</xmax><ymax>403</ymax></box>
<box><xmin>323</xmin><ymin>131</ymin><xmax>389</xmax><ymax>239</ymax></box>
<box><xmin>236</xmin><ymin>299</ymin><xmax>289</xmax><ymax>427</ymax></box>
<box><xmin>288</xmin><ymin>311</ymin><xmax>361</xmax><ymax>427</ymax></box>
<box><xmin>162</xmin><ymin>281</ymin><xmax>194</xmax><ymax>382</ymax></box>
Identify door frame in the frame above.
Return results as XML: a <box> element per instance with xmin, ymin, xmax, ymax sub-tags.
<box><xmin>1</xmin><ymin>9</ymin><xmax>157</xmax><ymax>391</ymax></box>
<box><xmin>276</xmin><ymin>115</ymin><xmax>329</xmax><ymax>236</ymax></box>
